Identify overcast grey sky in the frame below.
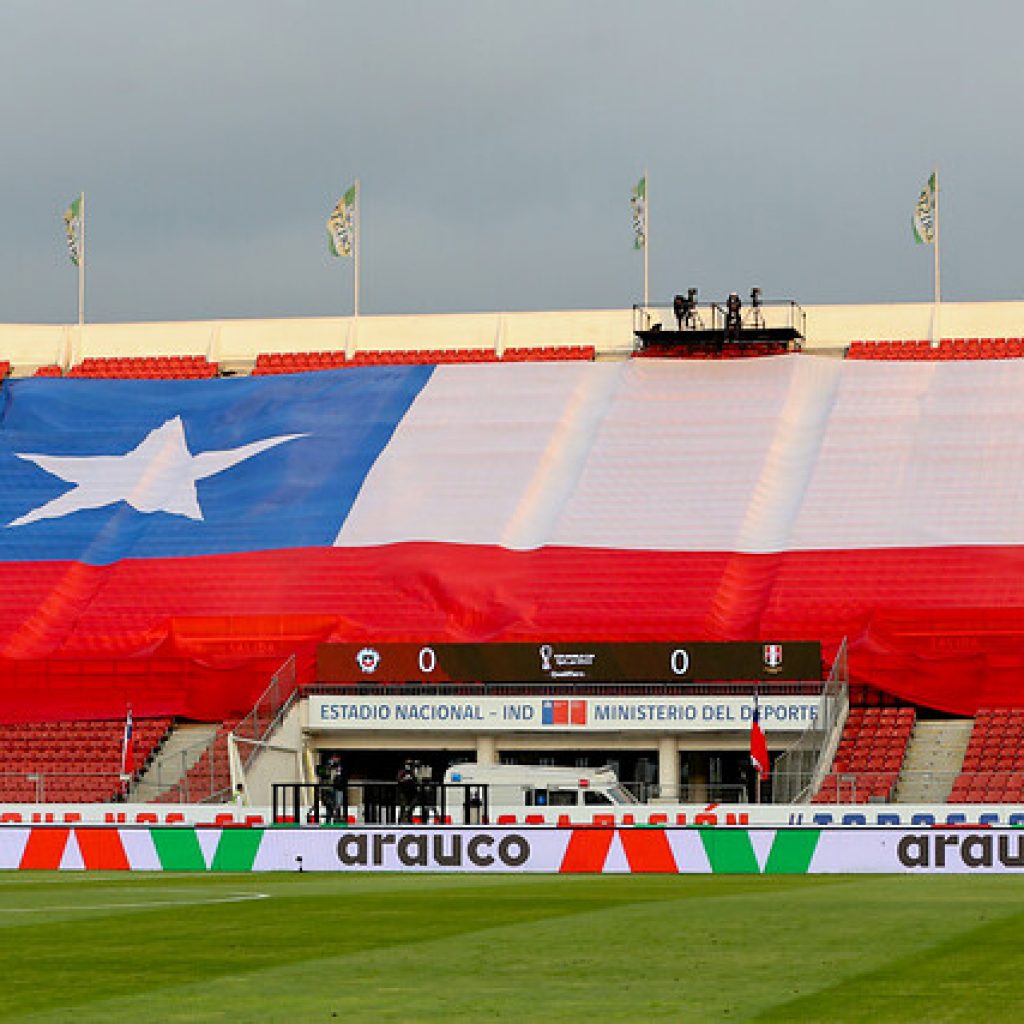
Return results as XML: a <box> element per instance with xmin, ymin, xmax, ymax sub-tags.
<box><xmin>1</xmin><ymin>1</ymin><xmax>1021</xmax><ymax>323</ymax></box>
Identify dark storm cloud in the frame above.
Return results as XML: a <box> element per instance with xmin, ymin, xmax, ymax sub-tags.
<box><xmin>1</xmin><ymin>0</ymin><xmax>1022</xmax><ymax>322</ymax></box>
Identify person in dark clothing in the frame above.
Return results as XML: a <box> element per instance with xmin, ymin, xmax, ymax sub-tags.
<box><xmin>397</xmin><ymin>760</ymin><xmax>418</xmax><ymax>823</ymax></box>
<box><xmin>317</xmin><ymin>755</ymin><xmax>336</xmax><ymax>823</ymax></box>
<box><xmin>330</xmin><ymin>756</ymin><xmax>348</xmax><ymax>823</ymax></box>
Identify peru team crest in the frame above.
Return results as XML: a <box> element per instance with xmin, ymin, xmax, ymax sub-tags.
<box><xmin>763</xmin><ymin>643</ymin><xmax>783</xmax><ymax>673</ymax></box>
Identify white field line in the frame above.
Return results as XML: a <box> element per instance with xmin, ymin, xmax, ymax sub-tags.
<box><xmin>0</xmin><ymin>891</ymin><xmax>271</xmax><ymax>912</ymax></box>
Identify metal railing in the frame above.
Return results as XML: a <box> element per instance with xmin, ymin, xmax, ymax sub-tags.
<box><xmin>643</xmin><ymin>782</ymin><xmax>749</xmax><ymax>804</ymax></box>
<box><xmin>776</xmin><ymin>769</ymin><xmax>940</xmax><ymax>805</ymax></box>
<box><xmin>232</xmin><ymin>654</ymin><xmax>298</xmax><ymax>772</ymax></box>
<box><xmin>0</xmin><ymin>771</ymin><xmax>127</xmax><ymax>803</ymax></box>
<box><xmin>772</xmin><ymin>638</ymin><xmax>848</xmax><ymax>803</ymax></box>
<box><xmin>124</xmin><ymin>655</ymin><xmax>300</xmax><ymax>805</ymax></box>
<box><xmin>129</xmin><ymin>732</ymin><xmax>230</xmax><ymax>804</ymax></box>
<box><xmin>5</xmin><ymin>767</ymin><xmax>1024</xmax><ymax>806</ymax></box>
<box><xmin>632</xmin><ymin>299</ymin><xmax>806</xmax><ymax>339</ymax></box>
<box><xmin>272</xmin><ymin>781</ymin><xmax>491</xmax><ymax>827</ymax></box>
<box><xmin>776</xmin><ymin>768</ymin><xmax>1024</xmax><ymax>805</ymax></box>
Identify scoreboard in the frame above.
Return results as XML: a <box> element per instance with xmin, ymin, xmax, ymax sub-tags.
<box><xmin>316</xmin><ymin>641</ymin><xmax>822</xmax><ymax>684</ymax></box>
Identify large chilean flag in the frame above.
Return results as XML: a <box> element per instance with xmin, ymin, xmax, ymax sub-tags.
<box><xmin>2</xmin><ymin>354</ymin><xmax>1024</xmax><ymax>719</ymax></box>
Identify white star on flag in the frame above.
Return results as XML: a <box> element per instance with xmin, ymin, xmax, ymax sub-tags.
<box><xmin>7</xmin><ymin>416</ymin><xmax>304</xmax><ymax>528</ymax></box>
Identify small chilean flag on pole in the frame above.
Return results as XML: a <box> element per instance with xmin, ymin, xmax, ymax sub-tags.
<box><xmin>750</xmin><ymin>691</ymin><xmax>770</xmax><ymax>780</ymax></box>
<box><xmin>120</xmin><ymin>707</ymin><xmax>134</xmax><ymax>777</ymax></box>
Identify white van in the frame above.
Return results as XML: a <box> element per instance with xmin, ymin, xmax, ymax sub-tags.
<box><xmin>444</xmin><ymin>762</ymin><xmax>638</xmax><ymax>816</ymax></box>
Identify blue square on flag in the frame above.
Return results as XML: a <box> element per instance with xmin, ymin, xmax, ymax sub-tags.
<box><xmin>0</xmin><ymin>369</ymin><xmax>432</xmax><ymax>565</ymax></box>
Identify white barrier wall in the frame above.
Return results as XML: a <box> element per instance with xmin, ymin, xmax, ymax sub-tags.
<box><xmin>2</xmin><ymin>803</ymin><xmax>1022</xmax><ymax>829</ymax></box>
<box><xmin>4</xmin><ymin>300</ymin><xmax>1024</xmax><ymax>371</ymax></box>
<box><xmin>0</xmin><ymin>804</ymin><xmax>267</xmax><ymax>827</ymax></box>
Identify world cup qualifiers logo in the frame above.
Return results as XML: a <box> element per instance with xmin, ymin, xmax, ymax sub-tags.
<box><xmin>539</xmin><ymin>644</ymin><xmax>554</xmax><ymax>672</ymax></box>
<box><xmin>356</xmin><ymin>647</ymin><xmax>381</xmax><ymax>675</ymax></box>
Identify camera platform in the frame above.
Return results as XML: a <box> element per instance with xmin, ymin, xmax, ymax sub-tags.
<box><xmin>633</xmin><ymin>297</ymin><xmax>805</xmax><ymax>358</ymax></box>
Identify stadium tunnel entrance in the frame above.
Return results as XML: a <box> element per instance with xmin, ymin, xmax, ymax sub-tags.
<box><xmin>310</xmin><ymin>737</ymin><xmax>771</xmax><ymax>804</ymax></box>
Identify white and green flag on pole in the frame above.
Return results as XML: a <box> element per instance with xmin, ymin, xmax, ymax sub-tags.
<box><xmin>64</xmin><ymin>192</ymin><xmax>85</xmax><ymax>326</ymax></box>
<box><xmin>327</xmin><ymin>185</ymin><xmax>357</xmax><ymax>257</ymax></box>
<box><xmin>912</xmin><ymin>172</ymin><xmax>937</xmax><ymax>245</ymax></box>
<box><xmin>630</xmin><ymin>176</ymin><xmax>647</xmax><ymax>250</ymax></box>
<box><xmin>913</xmin><ymin>170</ymin><xmax>941</xmax><ymax>339</ymax></box>
<box><xmin>327</xmin><ymin>182</ymin><xmax>361</xmax><ymax>317</ymax></box>
<box><xmin>632</xmin><ymin>173</ymin><xmax>649</xmax><ymax>315</ymax></box>
<box><xmin>64</xmin><ymin>194</ymin><xmax>83</xmax><ymax>266</ymax></box>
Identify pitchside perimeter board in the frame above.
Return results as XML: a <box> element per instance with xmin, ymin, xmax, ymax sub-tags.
<box><xmin>3</xmin><ymin>826</ymin><xmax>1023</xmax><ymax>875</ymax></box>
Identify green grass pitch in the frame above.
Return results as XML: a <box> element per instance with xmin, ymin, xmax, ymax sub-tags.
<box><xmin>3</xmin><ymin>872</ymin><xmax>1024</xmax><ymax>1022</ymax></box>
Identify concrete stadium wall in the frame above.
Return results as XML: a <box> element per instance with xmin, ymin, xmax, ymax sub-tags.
<box><xmin>3</xmin><ymin>301</ymin><xmax>1024</xmax><ymax>373</ymax></box>
<box><xmin>805</xmin><ymin>300</ymin><xmax>1024</xmax><ymax>347</ymax></box>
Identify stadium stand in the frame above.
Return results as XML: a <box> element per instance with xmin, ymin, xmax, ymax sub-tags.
<box><xmin>7</xmin><ymin>303</ymin><xmax>1024</xmax><ymax>812</ymax></box>
<box><xmin>501</xmin><ymin>345</ymin><xmax>594</xmax><ymax>362</ymax></box>
<box><xmin>350</xmin><ymin>349</ymin><xmax>500</xmax><ymax>365</ymax></box>
<box><xmin>251</xmin><ymin>346</ymin><xmax>593</xmax><ymax>374</ymax></box>
<box><xmin>948</xmin><ymin>708</ymin><xmax>1024</xmax><ymax>803</ymax></box>
<box><xmin>252</xmin><ymin>350</ymin><xmax>348</xmax><ymax>373</ymax></box>
<box><xmin>812</xmin><ymin>705</ymin><xmax>916</xmax><ymax>804</ymax></box>
<box><xmin>847</xmin><ymin>338</ymin><xmax>1024</xmax><ymax>360</ymax></box>
<box><xmin>0</xmin><ymin>718</ymin><xmax>171</xmax><ymax>803</ymax></box>
<box><xmin>152</xmin><ymin>719</ymin><xmax>236</xmax><ymax>804</ymax></box>
<box><xmin>68</xmin><ymin>356</ymin><xmax>218</xmax><ymax>379</ymax></box>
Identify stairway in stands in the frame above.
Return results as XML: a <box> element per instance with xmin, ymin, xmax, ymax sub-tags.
<box><xmin>894</xmin><ymin>719</ymin><xmax>974</xmax><ymax>802</ymax></box>
<box><xmin>129</xmin><ymin>722</ymin><xmax>219</xmax><ymax>802</ymax></box>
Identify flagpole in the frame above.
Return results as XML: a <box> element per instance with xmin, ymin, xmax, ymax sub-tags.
<box><xmin>933</xmin><ymin>165</ymin><xmax>941</xmax><ymax>308</ymax></box>
<box><xmin>78</xmin><ymin>191</ymin><xmax>85</xmax><ymax>327</ymax></box>
<box><xmin>353</xmin><ymin>178</ymin><xmax>361</xmax><ymax>319</ymax></box>
<box><xmin>754</xmin><ymin>683</ymin><xmax>761</xmax><ymax>805</ymax></box>
<box><xmin>643</xmin><ymin>168</ymin><xmax>649</xmax><ymax>319</ymax></box>
<box><xmin>120</xmin><ymin>703</ymin><xmax>132</xmax><ymax>782</ymax></box>
<box><xmin>930</xmin><ymin>168</ymin><xmax>941</xmax><ymax>346</ymax></box>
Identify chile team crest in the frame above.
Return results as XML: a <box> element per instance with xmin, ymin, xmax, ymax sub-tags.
<box><xmin>356</xmin><ymin>647</ymin><xmax>381</xmax><ymax>675</ymax></box>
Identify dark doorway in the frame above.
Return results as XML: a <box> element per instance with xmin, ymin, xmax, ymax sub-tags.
<box><xmin>317</xmin><ymin>748</ymin><xmax>474</xmax><ymax>785</ymax></box>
